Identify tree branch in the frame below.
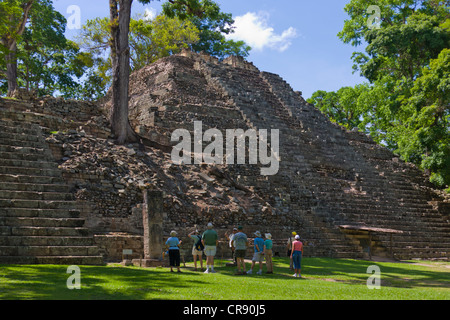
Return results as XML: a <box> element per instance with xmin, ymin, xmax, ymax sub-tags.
<box><xmin>16</xmin><ymin>1</ymin><xmax>34</xmax><ymax>36</ymax></box>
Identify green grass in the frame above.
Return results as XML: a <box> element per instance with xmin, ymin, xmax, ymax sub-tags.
<box><xmin>0</xmin><ymin>258</ymin><xmax>449</xmax><ymax>300</ymax></box>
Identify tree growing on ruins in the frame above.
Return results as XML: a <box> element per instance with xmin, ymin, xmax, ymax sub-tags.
<box><xmin>76</xmin><ymin>14</ymin><xmax>199</xmax><ymax>100</ymax></box>
<box><xmin>108</xmin><ymin>0</ymin><xmax>230</xmax><ymax>144</ymax></box>
<box><xmin>0</xmin><ymin>0</ymin><xmax>34</xmax><ymax>96</ymax></box>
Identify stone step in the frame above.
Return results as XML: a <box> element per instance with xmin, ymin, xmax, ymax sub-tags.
<box><xmin>0</xmin><ymin>182</ymin><xmax>70</xmax><ymax>193</ymax></box>
<box><xmin>0</xmin><ymin>150</ymin><xmax>54</xmax><ymax>162</ymax></box>
<box><xmin>0</xmin><ymin>235</ymin><xmax>95</xmax><ymax>246</ymax></box>
<box><xmin>0</xmin><ymin>208</ymin><xmax>80</xmax><ymax>218</ymax></box>
<box><xmin>0</xmin><ymin>190</ymin><xmax>74</xmax><ymax>201</ymax></box>
<box><xmin>0</xmin><ymin>158</ymin><xmax>59</xmax><ymax>169</ymax></box>
<box><xmin>0</xmin><ymin>255</ymin><xmax>104</xmax><ymax>265</ymax></box>
<box><xmin>0</xmin><ymin>245</ymin><xmax>99</xmax><ymax>257</ymax></box>
<box><xmin>0</xmin><ymin>199</ymin><xmax>77</xmax><ymax>209</ymax></box>
<box><xmin>0</xmin><ymin>173</ymin><xmax>65</xmax><ymax>184</ymax></box>
<box><xmin>0</xmin><ymin>226</ymin><xmax>90</xmax><ymax>237</ymax></box>
<box><xmin>0</xmin><ymin>121</ymin><xmax>41</xmax><ymax>135</ymax></box>
<box><xmin>0</xmin><ymin>137</ymin><xmax>46</xmax><ymax>148</ymax></box>
<box><xmin>0</xmin><ymin>166</ymin><xmax>62</xmax><ymax>177</ymax></box>
<box><xmin>0</xmin><ymin>217</ymin><xmax>85</xmax><ymax>228</ymax></box>
<box><xmin>0</xmin><ymin>131</ymin><xmax>42</xmax><ymax>143</ymax></box>
<box><xmin>0</xmin><ymin>108</ymin><xmax>66</xmax><ymax>129</ymax></box>
<box><xmin>0</xmin><ymin>144</ymin><xmax>50</xmax><ymax>155</ymax></box>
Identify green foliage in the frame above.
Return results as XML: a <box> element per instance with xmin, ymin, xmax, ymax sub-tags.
<box><xmin>76</xmin><ymin>14</ymin><xmax>200</xmax><ymax>100</ymax></box>
<box><xmin>310</xmin><ymin>0</ymin><xmax>450</xmax><ymax>190</ymax></box>
<box><xmin>396</xmin><ymin>49</ymin><xmax>450</xmax><ymax>188</ymax></box>
<box><xmin>0</xmin><ymin>0</ymin><xmax>91</xmax><ymax>97</ymax></box>
<box><xmin>162</xmin><ymin>0</ymin><xmax>251</xmax><ymax>59</ymax></box>
<box><xmin>307</xmin><ymin>84</ymin><xmax>370</xmax><ymax>130</ymax></box>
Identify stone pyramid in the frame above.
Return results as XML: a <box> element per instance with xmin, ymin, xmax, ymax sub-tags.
<box><xmin>113</xmin><ymin>51</ymin><xmax>450</xmax><ymax>260</ymax></box>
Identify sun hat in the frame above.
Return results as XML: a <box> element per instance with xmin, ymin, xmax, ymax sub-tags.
<box><xmin>254</xmin><ymin>231</ymin><xmax>262</xmax><ymax>237</ymax></box>
<box><xmin>292</xmin><ymin>231</ymin><xmax>297</xmax><ymax>236</ymax></box>
<box><xmin>170</xmin><ymin>230</ymin><xmax>177</xmax><ymax>237</ymax></box>
<box><xmin>295</xmin><ymin>235</ymin><xmax>300</xmax><ymax>240</ymax></box>
<box><xmin>238</xmin><ymin>226</ymin><xmax>243</xmax><ymax>230</ymax></box>
<box><xmin>265</xmin><ymin>233</ymin><xmax>272</xmax><ymax>239</ymax></box>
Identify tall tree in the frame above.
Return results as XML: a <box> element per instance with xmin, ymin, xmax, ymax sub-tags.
<box><xmin>0</xmin><ymin>0</ymin><xmax>91</xmax><ymax>97</ymax></box>
<box><xmin>309</xmin><ymin>0</ymin><xmax>450</xmax><ymax>190</ymax></box>
<box><xmin>163</xmin><ymin>0</ymin><xmax>250</xmax><ymax>59</ymax></box>
<box><xmin>0</xmin><ymin>0</ymin><xmax>34</xmax><ymax>96</ymax></box>
<box><xmin>107</xmin><ymin>0</ymin><xmax>225</xmax><ymax>144</ymax></box>
<box><xmin>76</xmin><ymin>14</ymin><xmax>199</xmax><ymax>99</ymax></box>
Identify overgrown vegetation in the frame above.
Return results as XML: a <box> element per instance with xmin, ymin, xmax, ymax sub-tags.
<box><xmin>308</xmin><ymin>0</ymin><xmax>450</xmax><ymax>191</ymax></box>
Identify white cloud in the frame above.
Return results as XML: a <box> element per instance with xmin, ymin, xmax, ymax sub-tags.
<box><xmin>144</xmin><ymin>7</ymin><xmax>157</xmax><ymax>20</ymax></box>
<box><xmin>227</xmin><ymin>12</ymin><xmax>298</xmax><ymax>52</ymax></box>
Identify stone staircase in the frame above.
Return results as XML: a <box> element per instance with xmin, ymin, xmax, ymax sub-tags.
<box><xmin>194</xmin><ymin>56</ymin><xmax>450</xmax><ymax>260</ymax></box>
<box><xmin>0</xmin><ymin>107</ymin><xmax>104</xmax><ymax>265</ymax></box>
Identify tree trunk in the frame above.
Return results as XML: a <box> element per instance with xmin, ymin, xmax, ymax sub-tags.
<box><xmin>6</xmin><ymin>42</ymin><xmax>18</xmax><ymax>97</ymax></box>
<box><xmin>109</xmin><ymin>0</ymin><xmax>138</xmax><ymax>144</ymax></box>
<box><xmin>3</xmin><ymin>1</ymin><xmax>34</xmax><ymax>97</ymax></box>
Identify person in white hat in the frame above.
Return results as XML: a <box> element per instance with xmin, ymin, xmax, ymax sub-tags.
<box><xmin>165</xmin><ymin>230</ymin><xmax>182</xmax><ymax>273</ymax></box>
<box><xmin>264</xmin><ymin>233</ymin><xmax>274</xmax><ymax>274</ymax></box>
<box><xmin>290</xmin><ymin>234</ymin><xmax>303</xmax><ymax>278</ymax></box>
<box><xmin>247</xmin><ymin>231</ymin><xmax>264</xmax><ymax>275</ymax></box>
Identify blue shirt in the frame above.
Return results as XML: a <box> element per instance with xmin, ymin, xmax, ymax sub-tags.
<box><xmin>166</xmin><ymin>237</ymin><xmax>180</xmax><ymax>250</ymax></box>
<box><xmin>254</xmin><ymin>237</ymin><xmax>264</xmax><ymax>253</ymax></box>
<box><xmin>264</xmin><ymin>239</ymin><xmax>273</xmax><ymax>250</ymax></box>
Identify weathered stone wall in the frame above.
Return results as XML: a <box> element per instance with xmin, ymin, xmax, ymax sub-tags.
<box><xmin>1</xmin><ymin>50</ymin><xmax>448</xmax><ymax>261</ymax></box>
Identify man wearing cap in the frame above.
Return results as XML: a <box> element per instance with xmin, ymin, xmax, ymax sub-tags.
<box><xmin>202</xmin><ymin>222</ymin><xmax>218</xmax><ymax>273</ymax></box>
<box><xmin>247</xmin><ymin>231</ymin><xmax>264</xmax><ymax>275</ymax></box>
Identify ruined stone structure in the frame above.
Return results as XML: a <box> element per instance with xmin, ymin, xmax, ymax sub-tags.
<box><xmin>0</xmin><ymin>52</ymin><xmax>449</xmax><ymax>264</ymax></box>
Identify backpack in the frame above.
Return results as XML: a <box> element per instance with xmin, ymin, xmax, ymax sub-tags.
<box><xmin>195</xmin><ymin>236</ymin><xmax>204</xmax><ymax>251</ymax></box>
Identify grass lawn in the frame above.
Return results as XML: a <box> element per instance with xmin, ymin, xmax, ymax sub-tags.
<box><xmin>0</xmin><ymin>257</ymin><xmax>449</xmax><ymax>300</ymax></box>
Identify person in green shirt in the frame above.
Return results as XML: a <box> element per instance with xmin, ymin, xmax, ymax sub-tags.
<box><xmin>202</xmin><ymin>223</ymin><xmax>218</xmax><ymax>273</ymax></box>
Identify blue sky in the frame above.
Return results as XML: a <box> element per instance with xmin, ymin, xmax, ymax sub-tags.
<box><xmin>52</xmin><ymin>0</ymin><xmax>366</xmax><ymax>99</ymax></box>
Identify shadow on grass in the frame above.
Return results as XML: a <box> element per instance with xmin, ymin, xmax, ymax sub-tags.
<box><xmin>269</xmin><ymin>257</ymin><xmax>450</xmax><ymax>289</ymax></box>
<box><xmin>1</xmin><ymin>258</ymin><xmax>448</xmax><ymax>300</ymax></box>
<box><xmin>0</xmin><ymin>264</ymin><xmax>207</xmax><ymax>300</ymax></box>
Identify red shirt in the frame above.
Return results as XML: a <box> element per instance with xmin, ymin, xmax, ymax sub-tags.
<box><xmin>292</xmin><ymin>240</ymin><xmax>303</xmax><ymax>252</ymax></box>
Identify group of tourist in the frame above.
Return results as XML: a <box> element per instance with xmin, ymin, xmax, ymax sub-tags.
<box><xmin>164</xmin><ymin>224</ymin><xmax>303</xmax><ymax>278</ymax></box>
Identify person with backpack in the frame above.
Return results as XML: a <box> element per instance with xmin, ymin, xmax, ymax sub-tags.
<box><xmin>188</xmin><ymin>229</ymin><xmax>204</xmax><ymax>271</ymax></box>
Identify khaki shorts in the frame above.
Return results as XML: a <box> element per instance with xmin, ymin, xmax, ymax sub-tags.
<box><xmin>192</xmin><ymin>247</ymin><xmax>203</xmax><ymax>256</ymax></box>
<box><xmin>252</xmin><ymin>252</ymin><xmax>264</xmax><ymax>262</ymax></box>
<box><xmin>204</xmin><ymin>245</ymin><xmax>217</xmax><ymax>257</ymax></box>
